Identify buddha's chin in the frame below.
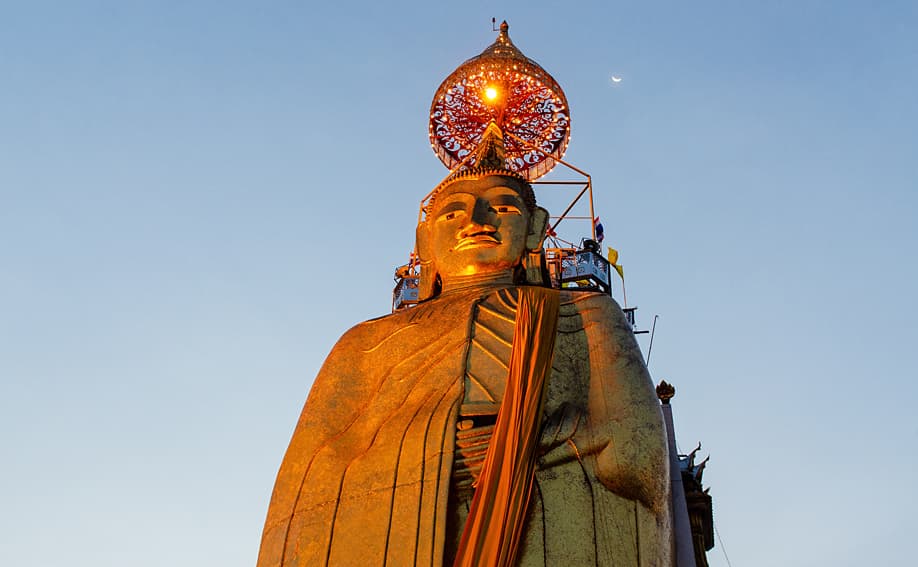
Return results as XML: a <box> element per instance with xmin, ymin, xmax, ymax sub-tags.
<box><xmin>449</xmin><ymin>261</ymin><xmax>515</xmax><ymax>278</ymax></box>
<box><xmin>436</xmin><ymin>243</ymin><xmax>525</xmax><ymax>279</ymax></box>
<box><xmin>455</xmin><ymin>252</ymin><xmax>507</xmax><ymax>270</ymax></box>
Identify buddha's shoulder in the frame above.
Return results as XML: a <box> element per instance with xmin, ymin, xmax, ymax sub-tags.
<box><xmin>330</xmin><ymin>288</ymin><xmax>630</xmax><ymax>346</ymax></box>
<box><xmin>559</xmin><ymin>290</ymin><xmax>629</xmax><ymax>326</ymax></box>
<box><xmin>331</xmin><ymin>296</ymin><xmax>474</xmax><ymax>349</ymax></box>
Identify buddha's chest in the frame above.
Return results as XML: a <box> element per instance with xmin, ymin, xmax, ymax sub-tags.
<box><xmin>460</xmin><ymin>288</ymin><xmax>517</xmax><ymax>416</ymax></box>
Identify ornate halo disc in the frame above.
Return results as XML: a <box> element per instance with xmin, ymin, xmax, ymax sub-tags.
<box><xmin>429</xmin><ymin>22</ymin><xmax>571</xmax><ymax>181</ymax></box>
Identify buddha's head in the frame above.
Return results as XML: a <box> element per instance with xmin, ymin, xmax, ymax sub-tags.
<box><xmin>416</xmin><ymin>172</ymin><xmax>549</xmax><ymax>298</ymax></box>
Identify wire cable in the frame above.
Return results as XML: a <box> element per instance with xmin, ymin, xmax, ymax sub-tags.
<box><xmin>713</xmin><ymin>521</ymin><xmax>733</xmax><ymax>567</ymax></box>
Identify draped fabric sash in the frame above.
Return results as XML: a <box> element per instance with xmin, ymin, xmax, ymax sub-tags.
<box><xmin>452</xmin><ymin>287</ymin><xmax>560</xmax><ymax>567</ymax></box>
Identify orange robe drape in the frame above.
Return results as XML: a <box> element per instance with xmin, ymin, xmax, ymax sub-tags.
<box><xmin>453</xmin><ymin>287</ymin><xmax>560</xmax><ymax>567</ymax></box>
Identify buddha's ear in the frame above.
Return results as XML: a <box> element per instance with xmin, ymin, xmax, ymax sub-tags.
<box><xmin>526</xmin><ymin>206</ymin><xmax>550</xmax><ymax>251</ymax></box>
<box><xmin>416</xmin><ymin>222</ymin><xmax>438</xmax><ymax>301</ymax></box>
<box><xmin>416</xmin><ymin>222</ymin><xmax>432</xmax><ymax>262</ymax></box>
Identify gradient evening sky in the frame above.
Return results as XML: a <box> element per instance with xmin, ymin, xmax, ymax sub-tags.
<box><xmin>2</xmin><ymin>1</ymin><xmax>916</xmax><ymax>566</ymax></box>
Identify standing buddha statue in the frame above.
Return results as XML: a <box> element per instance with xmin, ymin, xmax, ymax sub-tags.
<box><xmin>257</xmin><ymin>23</ymin><xmax>674</xmax><ymax>567</ymax></box>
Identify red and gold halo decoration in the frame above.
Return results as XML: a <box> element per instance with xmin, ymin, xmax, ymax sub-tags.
<box><xmin>429</xmin><ymin>21</ymin><xmax>570</xmax><ymax>181</ymax></box>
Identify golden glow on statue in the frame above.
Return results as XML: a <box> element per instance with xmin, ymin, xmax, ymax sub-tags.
<box><xmin>484</xmin><ymin>85</ymin><xmax>499</xmax><ymax>101</ymax></box>
<box><xmin>257</xmin><ymin>21</ymin><xmax>673</xmax><ymax>567</ymax></box>
<box><xmin>257</xmin><ymin>169</ymin><xmax>673</xmax><ymax>567</ymax></box>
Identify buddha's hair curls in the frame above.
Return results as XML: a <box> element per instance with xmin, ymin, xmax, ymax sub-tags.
<box><xmin>425</xmin><ymin>169</ymin><xmax>537</xmax><ymax>221</ymax></box>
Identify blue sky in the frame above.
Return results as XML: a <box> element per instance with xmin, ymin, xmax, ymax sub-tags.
<box><xmin>1</xmin><ymin>2</ymin><xmax>916</xmax><ymax>565</ymax></box>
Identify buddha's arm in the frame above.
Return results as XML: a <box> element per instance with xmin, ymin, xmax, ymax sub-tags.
<box><xmin>257</xmin><ymin>322</ymin><xmax>372</xmax><ymax>565</ymax></box>
<box><xmin>539</xmin><ymin>294</ymin><xmax>669</xmax><ymax>515</ymax></box>
<box><xmin>261</xmin><ymin>322</ymin><xmax>376</xmax><ymax>524</ymax></box>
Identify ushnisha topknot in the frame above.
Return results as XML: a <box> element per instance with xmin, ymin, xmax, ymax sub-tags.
<box><xmin>425</xmin><ymin>121</ymin><xmax>537</xmax><ymax>218</ymax></box>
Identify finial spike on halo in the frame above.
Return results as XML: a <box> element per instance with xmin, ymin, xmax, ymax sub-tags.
<box><xmin>474</xmin><ymin>121</ymin><xmax>507</xmax><ymax>170</ymax></box>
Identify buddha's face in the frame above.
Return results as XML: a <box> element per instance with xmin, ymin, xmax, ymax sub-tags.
<box><xmin>421</xmin><ymin>175</ymin><xmax>543</xmax><ymax>279</ymax></box>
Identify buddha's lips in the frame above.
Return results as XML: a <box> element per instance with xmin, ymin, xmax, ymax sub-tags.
<box><xmin>454</xmin><ymin>233</ymin><xmax>500</xmax><ymax>250</ymax></box>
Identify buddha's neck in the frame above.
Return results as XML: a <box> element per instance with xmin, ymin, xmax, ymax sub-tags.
<box><xmin>441</xmin><ymin>271</ymin><xmax>514</xmax><ymax>293</ymax></box>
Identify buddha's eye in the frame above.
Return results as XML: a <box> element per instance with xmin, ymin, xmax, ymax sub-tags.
<box><xmin>496</xmin><ymin>205</ymin><xmax>520</xmax><ymax>215</ymax></box>
<box><xmin>438</xmin><ymin>209</ymin><xmax>463</xmax><ymax>222</ymax></box>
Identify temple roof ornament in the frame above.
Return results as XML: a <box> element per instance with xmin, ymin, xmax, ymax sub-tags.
<box><xmin>656</xmin><ymin>380</ymin><xmax>676</xmax><ymax>404</ymax></box>
<box><xmin>429</xmin><ymin>21</ymin><xmax>571</xmax><ymax>181</ymax></box>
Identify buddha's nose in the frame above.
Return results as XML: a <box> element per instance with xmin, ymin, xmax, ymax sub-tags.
<box><xmin>470</xmin><ymin>197</ymin><xmax>498</xmax><ymax>226</ymax></box>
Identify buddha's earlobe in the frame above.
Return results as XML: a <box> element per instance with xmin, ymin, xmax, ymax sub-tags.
<box><xmin>416</xmin><ymin>222</ymin><xmax>439</xmax><ymax>301</ymax></box>
<box><xmin>416</xmin><ymin>222</ymin><xmax>432</xmax><ymax>261</ymax></box>
<box><xmin>526</xmin><ymin>207</ymin><xmax>550</xmax><ymax>251</ymax></box>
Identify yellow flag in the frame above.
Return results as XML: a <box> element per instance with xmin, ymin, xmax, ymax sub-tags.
<box><xmin>607</xmin><ymin>247</ymin><xmax>624</xmax><ymax>280</ymax></box>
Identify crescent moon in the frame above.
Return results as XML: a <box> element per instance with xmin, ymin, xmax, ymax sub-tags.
<box><xmin>611</xmin><ymin>75</ymin><xmax>623</xmax><ymax>83</ymax></box>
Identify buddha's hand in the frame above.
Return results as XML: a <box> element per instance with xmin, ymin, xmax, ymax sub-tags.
<box><xmin>538</xmin><ymin>403</ymin><xmax>582</xmax><ymax>458</ymax></box>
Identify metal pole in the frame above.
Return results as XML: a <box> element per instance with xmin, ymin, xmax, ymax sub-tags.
<box><xmin>621</xmin><ymin>272</ymin><xmax>628</xmax><ymax>308</ymax></box>
<box><xmin>549</xmin><ymin>183</ymin><xmax>590</xmax><ymax>234</ymax></box>
<box><xmin>587</xmin><ymin>177</ymin><xmax>596</xmax><ymax>242</ymax></box>
<box><xmin>502</xmin><ymin>131</ymin><xmax>597</xmax><ymax>242</ymax></box>
<box><xmin>646</xmin><ymin>315</ymin><xmax>659</xmax><ymax>365</ymax></box>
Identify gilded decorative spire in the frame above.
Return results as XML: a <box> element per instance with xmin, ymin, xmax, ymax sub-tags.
<box><xmin>425</xmin><ymin>120</ymin><xmax>535</xmax><ymax>216</ymax></box>
<box><xmin>474</xmin><ymin>121</ymin><xmax>507</xmax><ymax>170</ymax></box>
<box><xmin>476</xmin><ymin>20</ymin><xmax>528</xmax><ymax>63</ymax></box>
